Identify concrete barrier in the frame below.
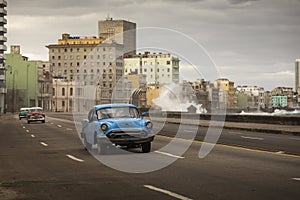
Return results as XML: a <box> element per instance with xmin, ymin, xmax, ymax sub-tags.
<box><xmin>150</xmin><ymin>111</ymin><xmax>300</xmax><ymax>126</ymax></box>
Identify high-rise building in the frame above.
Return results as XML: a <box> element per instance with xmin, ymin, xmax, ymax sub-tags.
<box><xmin>0</xmin><ymin>0</ymin><xmax>7</xmax><ymax>114</ymax></box>
<box><xmin>47</xmin><ymin>33</ymin><xmax>125</xmax><ymax>111</ymax></box>
<box><xmin>98</xmin><ymin>17</ymin><xmax>136</xmax><ymax>55</ymax></box>
<box><xmin>124</xmin><ymin>51</ymin><xmax>180</xmax><ymax>85</ymax></box>
<box><xmin>295</xmin><ymin>59</ymin><xmax>300</xmax><ymax>92</ymax></box>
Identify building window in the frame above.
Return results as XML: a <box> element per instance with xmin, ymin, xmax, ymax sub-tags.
<box><xmin>167</xmin><ymin>61</ymin><xmax>170</xmax><ymax>65</ymax></box>
<box><xmin>53</xmin><ymin>88</ymin><xmax>55</xmax><ymax>96</ymax></box>
<box><xmin>62</xmin><ymin>88</ymin><xmax>65</xmax><ymax>96</ymax></box>
<box><xmin>62</xmin><ymin>100</ymin><xmax>65</xmax><ymax>107</ymax></box>
<box><xmin>70</xmin><ymin>88</ymin><xmax>73</xmax><ymax>96</ymax></box>
<box><xmin>64</xmin><ymin>48</ymin><xmax>67</xmax><ymax>52</ymax></box>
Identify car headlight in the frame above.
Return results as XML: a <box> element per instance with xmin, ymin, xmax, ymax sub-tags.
<box><xmin>101</xmin><ymin>124</ymin><xmax>108</xmax><ymax>131</ymax></box>
<box><xmin>146</xmin><ymin>121</ymin><xmax>153</xmax><ymax>129</ymax></box>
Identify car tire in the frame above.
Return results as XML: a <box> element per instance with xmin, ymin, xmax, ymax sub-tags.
<box><xmin>141</xmin><ymin>142</ymin><xmax>151</xmax><ymax>153</ymax></box>
<box><xmin>27</xmin><ymin>120</ymin><xmax>30</xmax><ymax>124</ymax></box>
<box><xmin>42</xmin><ymin>120</ymin><xmax>45</xmax><ymax>123</ymax></box>
<box><xmin>84</xmin><ymin>136</ymin><xmax>92</xmax><ymax>150</ymax></box>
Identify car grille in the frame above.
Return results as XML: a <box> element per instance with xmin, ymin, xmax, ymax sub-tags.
<box><xmin>107</xmin><ymin>130</ymin><xmax>147</xmax><ymax>139</ymax></box>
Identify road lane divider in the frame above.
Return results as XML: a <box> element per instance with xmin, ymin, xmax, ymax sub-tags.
<box><xmin>154</xmin><ymin>151</ymin><xmax>184</xmax><ymax>159</ymax></box>
<box><xmin>22</xmin><ymin>126</ymin><xmax>26</xmax><ymax>129</ymax></box>
<box><xmin>144</xmin><ymin>185</ymin><xmax>192</xmax><ymax>200</ymax></box>
<box><xmin>26</xmin><ymin>130</ymin><xmax>29</xmax><ymax>133</ymax></box>
<box><xmin>31</xmin><ymin>134</ymin><xmax>35</xmax><ymax>138</ymax></box>
<box><xmin>57</xmin><ymin>125</ymin><xmax>62</xmax><ymax>128</ymax></box>
<box><xmin>66</xmin><ymin>154</ymin><xmax>84</xmax><ymax>162</ymax></box>
<box><xmin>292</xmin><ymin>178</ymin><xmax>300</xmax><ymax>181</ymax></box>
<box><xmin>156</xmin><ymin>135</ymin><xmax>300</xmax><ymax>158</ymax></box>
<box><xmin>240</xmin><ymin>136</ymin><xmax>264</xmax><ymax>140</ymax></box>
<box><xmin>40</xmin><ymin>142</ymin><xmax>48</xmax><ymax>147</ymax></box>
<box><xmin>66</xmin><ymin>128</ymin><xmax>73</xmax><ymax>131</ymax></box>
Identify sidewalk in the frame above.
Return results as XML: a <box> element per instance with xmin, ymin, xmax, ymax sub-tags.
<box><xmin>152</xmin><ymin>117</ymin><xmax>300</xmax><ymax>135</ymax></box>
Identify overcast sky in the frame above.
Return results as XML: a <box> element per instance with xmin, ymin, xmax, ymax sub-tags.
<box><xmin>6</xmin><ymin>0</ymin><xmax>300</xmax><ymax>91</ymax></box>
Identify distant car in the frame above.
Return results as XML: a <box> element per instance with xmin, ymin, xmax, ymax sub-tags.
<box><xmin>19</xmin><ymin>107</ymin><xmax>30</xmax><ymax>120</ymax></box>
<box><xmin>27</xmin><ymin>107</ymin><xmax>45</xmax><ymax>124</ymax></box>
<box><xmin>81</xmin><ymin>104</ymin><xmax>154</xmax><ymax>154</ymax></box>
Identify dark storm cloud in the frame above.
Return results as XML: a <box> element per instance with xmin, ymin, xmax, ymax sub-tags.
<box><xmin>6</xmin><ymin>0</ymin><xmax>300</xmax><ymax>90</ymax></box>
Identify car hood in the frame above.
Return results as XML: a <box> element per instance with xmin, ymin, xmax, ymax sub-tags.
<box><xmin>100</xmin><ymin>118</ymin><xmax>147</xmax><ymax>129</ymax></box>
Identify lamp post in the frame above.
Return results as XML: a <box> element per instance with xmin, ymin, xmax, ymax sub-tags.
<box><xmin>10</xmin><ymin>69</ymin><xmax>18</xmax><ymax>113</ymax></box>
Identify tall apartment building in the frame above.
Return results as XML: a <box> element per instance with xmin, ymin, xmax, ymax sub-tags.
<box><xmin>47</xmin><ymin>33</ymin><xmax>125</xmax><ymax>111</ymax></box>
<box><xmin>296</xmin><ymin>59</ymin><xmax>300</xmax><ymax>92</ymax></box>
<box><xmin>124</xmin><ymin>51</ymin><xmax>180</xmax><ymax>85</ymax></box>
<box><xmin>98</xmin><ymin>17</ymin><xmax>136</xmax><ymax>55</ymax></box>
<box><xmin>0</xmin><ymin>0</ymin><xmax>7</xmax><ymax>114</ymax></box>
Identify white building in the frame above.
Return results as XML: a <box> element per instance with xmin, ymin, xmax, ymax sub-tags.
<box><xmin>236</xmin><ymin>85</ymin><xmax>265</xmax><ymax>109</ymax></box>
<box><xmin>124</xmin><ymin>51</ymin><xmax>179</xmax><ymax>85</ymax></box>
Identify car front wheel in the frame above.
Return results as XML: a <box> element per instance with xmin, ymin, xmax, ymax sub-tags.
<box><xmin>141</xmin><ymin>142</ymin><xmax>151</xmax><ymax>153</ymax></box>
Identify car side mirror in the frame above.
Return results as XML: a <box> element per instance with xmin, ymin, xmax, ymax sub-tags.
<box><xmin>141</xmin><ymin>112</ymin><xmax>147</xmax><ymax>119</ymax></box>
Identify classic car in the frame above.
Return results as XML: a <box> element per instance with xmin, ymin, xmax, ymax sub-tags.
<box><xmin>19</xmin><ymin>107</ymin><xmax>30</xmax><ymax>120</ymax></box>
<box><xmin>27</xmin><ymin>107</ymin><xmax>45</xmax><ymax>124</ymax></box>
<box><xmin>81</xmin><ymin>104</ymin><xmax>154</xmax><ymax>154</ymax></box>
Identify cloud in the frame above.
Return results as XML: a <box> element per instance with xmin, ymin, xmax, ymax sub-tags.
<box><xmin>227</xmin><ymin>0</ymin><xmax>260</xmax><ymax>5</ymax></box>
<box><xmin>5</xmin><ymin>0</ymin><xmax>300</xmax><ymax>91</ymax></box>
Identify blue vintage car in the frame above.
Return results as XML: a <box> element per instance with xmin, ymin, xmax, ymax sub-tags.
<box><xmin>81</xmin><ymin>104</ymin><xmax>154</xmax><ymax>154</ymax></box>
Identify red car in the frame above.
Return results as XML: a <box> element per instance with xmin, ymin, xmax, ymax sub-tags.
<box><xmin>27</xmin><ymin>107</ymin><xmax>45</xmax><ymax>124</ymax></box>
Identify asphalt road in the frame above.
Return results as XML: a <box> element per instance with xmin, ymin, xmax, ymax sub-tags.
<box><xmin>0</xmin><ymin>114</ymin><xmax>299</xmax><ymax>200</ymax></box>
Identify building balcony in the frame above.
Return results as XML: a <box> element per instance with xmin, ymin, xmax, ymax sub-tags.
<box><xmin>0</xmin><ymin>26</ymin><xmax>7</xmax><ymax>33</ymax></box>
<box><xmin>0</xmin><ymin>0</ymin><xmax>7</xmax><ymax>7</ymax></box>
<box><xmin>0</xmin><ymin>7</ymin><xmax>7</xmax><ymax>15</ymax></box>
<box><xmin>0</xmin><ymin>17</ymin><xmax>6</xmax><ymax>24</ymax></box>
<box><xmin>0</xmin><ymin>44</ymin><xmax>6</xmax><ymax>51</ymax></box>
<box><xmin>0</xmin><ymin>35</ymin><xmax>6</xmax><ymax>42</ymax></box>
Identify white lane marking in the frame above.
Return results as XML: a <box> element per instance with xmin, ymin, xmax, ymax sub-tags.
<box><xmin>50</xmin><ymin>122</ymin><xmax>54</xmax><ymax>125</ymax></box>
<box><xmin>23</xmin><ymin>126</ymin><xmax>26</xmax><ymax>129</ymax></box>
<box><xmin>40</xmin><ymin>142</ymin><xmax>48</xmax><ymax>147</ymax></box>
<box><xmin>57</xmin><ymin>125</ymin><xmax>62</xmax><ymax>128</ymax></box>
<box><xmin>154</xmin><ymin>151</ymin><xmax>184</xmax><ymax>159</ymax></box>
<box><xmin>228</xmin><ymin>131</ymin><xmax>242</xmax><ymax>135</ymax></box>
<box><xmin>288</xmin><ymin>137</ymin><xmax>300</xmax><ymax>141</ymax></box>
<box><xmin>31</xmin><ymin>134</ymin><xmax>35</xmax><ymax>138</ymax></box>
<box><xmin>26</xmin><ymin>130</ymin><xmax>29</xmax><ymax>133</ymax></box>
<box><xmin>241</xmin><ymin>136</ymin><xmax>264</xmax><ymax>140</ymax></box>
<box><xmin>184</xmin><ymin>130</ymin><xmax>194</xmax><ymax>133</ymax></box>
<box><xmin>144</xmin><ymin>185</ymin><xmax>192</xmax><ymax>200</ymax></box>
<box><xmin>66</xmin><ymin>154</ymin><xmax>84</xmax><ymax>162</ymax></box>
<box><xmin>292</xmin><ymin>178</ymin><xmax>300</xmax><ymax>181</ymax></box>
<box><xmin>66</xmin><ymin>128</ymin><xmax>73</xmax><ymax>131</ymax></box>
<box><xmin>276</xmin><ymin>151</ymin><xmax>285</xmax><ymax>154</ymax></box>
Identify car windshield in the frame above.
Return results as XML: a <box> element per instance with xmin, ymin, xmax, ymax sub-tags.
<box><xmin>30</xmin><ymin>108</ymin><xmax>42</xmax><ymax>112</ymax></box>
<box><xmin>97</xmin><ymin>107</ymin><xmax>139</xmax><ymax>119</ymax></box>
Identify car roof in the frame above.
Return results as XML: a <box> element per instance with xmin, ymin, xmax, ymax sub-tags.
<box><xmin>94</xmin><ymin>104</ymin><xmax>137</xmax><ymax>110</ymax></box>
<box><xmin>20</xmin><ymin>107</ymin><xmax>30</xmax><ymax>110</ymax></box>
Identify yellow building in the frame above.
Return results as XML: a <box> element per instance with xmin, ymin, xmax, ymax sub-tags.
<box><xmin>214</xmin><ymin>78</ymin><xmax>235</xmax><ymax>109</ymax></box>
